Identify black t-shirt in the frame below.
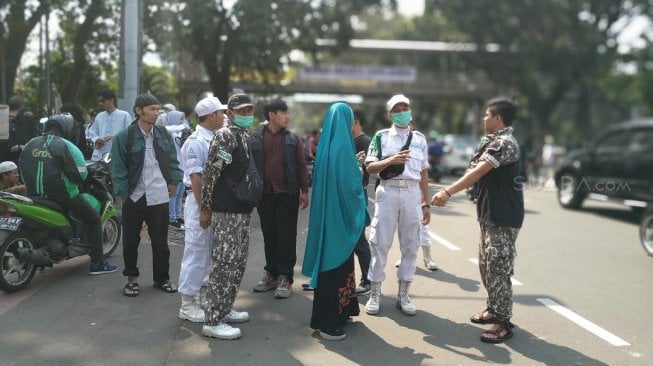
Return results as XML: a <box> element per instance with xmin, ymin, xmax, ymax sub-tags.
<box><xmin>354</xmin><ymin>132</ymin><xmax>371</xmax><ymax>187</ymax></box>
<box><xmin>474</xmin><ymin>129</ymin><xmax>524</xmax><ymax>228</ymax></box>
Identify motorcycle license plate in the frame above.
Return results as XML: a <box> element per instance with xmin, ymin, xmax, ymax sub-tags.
<box><xmin>0</xmin><ymin>217</ymin><xmax>22</xmax><ymax>231</ymax></box>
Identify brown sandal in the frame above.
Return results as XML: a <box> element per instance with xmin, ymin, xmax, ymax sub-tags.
<box><xmin>470</xmin><ymin>309</ymin><xmax>497</xmax><ymax>324</ymax></box>
<box><xmin>480</xmin><ymin>321</ymin><xmax>514</xmax><ymax>343</ymax></box>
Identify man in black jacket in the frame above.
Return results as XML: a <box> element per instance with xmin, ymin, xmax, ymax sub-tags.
<box><xmin>250</xmin><ymin>99</ymin><xmax>309</xmax><ymax>299</ymax></box>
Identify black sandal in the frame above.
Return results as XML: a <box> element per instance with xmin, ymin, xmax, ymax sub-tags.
<box><xmin>480</xmin><ymin>321</ymin><xmax>514</xmax><ymax>343</ymax></box>
<box><xmin>153</xmin><ymin>280</ymin><xmax>178</xmax><ymax>293</ymax></box>
<box><xmin>123</xmin><ymin>282</ymin><xmax>140</xmax><ymax>297</ymax></box>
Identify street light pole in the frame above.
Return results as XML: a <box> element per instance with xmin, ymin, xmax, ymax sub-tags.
<box><xmin>118</xmin><ymin>0</ymin><xmax>142</xmax><ymax>117</ymax></box>
<box><xmin>45</xmin><ymin>0</ymin><xmax>52</xmax><ymax>116</ymax></box>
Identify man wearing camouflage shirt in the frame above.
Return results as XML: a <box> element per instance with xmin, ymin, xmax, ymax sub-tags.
<box><xmin>432</xmin><ymin>98</ymin><xmax>524</xmax><ymax>344</ymax></box>
<box><xmin>199</xmin><ymin>94</ymin><xmax>257</xmax><ymax>340</ymax></box>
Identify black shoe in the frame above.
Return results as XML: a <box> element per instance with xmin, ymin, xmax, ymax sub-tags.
<box><xmin>176</xmin><ymin>218</ymin><xmax>184</xmax><ymax>224</ymax></box>
<box><xmin>354</xmin><ymin>281</ymin><xmax>371</xmax><ymax>295</ymax></box>
<box><xmin>317</xmin><ymin>327</ymin><xmax>346</xmax><ymax>341</ymax></box>
<box><xmin>169</xmin><ymin>221</ymin><xmax>184</xmax><ymax>229</ymax></box>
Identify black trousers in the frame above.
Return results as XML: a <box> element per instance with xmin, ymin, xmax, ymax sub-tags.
<box><xmin>55</xmin><ymin>194</ymin><xmax>103</xmax><ymax>263</ymax></box>
<box><xmin>121</xmin><ymin>196</ymin><xmax>170</xmax><ymax>283</ymax></box>
<box><xmin>257</xmin><ymin>192</ymin><xmax>299</xmax><ymax>281</ymax></box>
<box><xmin>354</xmin><ymin>187</ymin><xmax>371</xmax><ymax>284</ymax></box>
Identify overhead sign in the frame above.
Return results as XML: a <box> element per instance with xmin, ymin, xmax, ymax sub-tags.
<box><xmin>298</xmin><ymin>64</ymin><xmax>416</xmax><ymax>83</ymax></box>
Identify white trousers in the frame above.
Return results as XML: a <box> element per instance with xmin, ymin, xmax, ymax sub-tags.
<box><xmin>419</xmin><ymin>222</ymin><xmax>431</xmax><ymax>247</ymax></box>
<box><xmin>367</xmin><ymin>182</ymin><xmax>421</xmax><ymax>282</ymax></box>
<box><xmin>178</xmin><ymin>194</ymin><xmax>212</xmax><ymax>296</ymax></box>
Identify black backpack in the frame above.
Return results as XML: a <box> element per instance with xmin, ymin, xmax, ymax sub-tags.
<box><xmin>175</xmin><ymin>128</ymin><xmax>193</xmax><ymax>148</ymax></box>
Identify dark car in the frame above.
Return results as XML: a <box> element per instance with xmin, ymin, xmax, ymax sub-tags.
<box><xmin>554</xmin><ymin>119</ymin><xmax>653</xmax><ymax>256</ymax></box>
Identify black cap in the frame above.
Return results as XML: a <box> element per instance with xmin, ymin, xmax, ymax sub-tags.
<box><xmin>227</xmin><ymin>94</ymin><xmax>254</xmax><ymax>110</ymax></box>
<box><xmin>134</xmin><ymin>93</ymin><xmax>160</xmax><ymax>109</ymax></box>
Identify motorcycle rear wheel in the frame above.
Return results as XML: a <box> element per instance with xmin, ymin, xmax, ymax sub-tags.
<box><xmin>640</xmin><ymin>207</ymin><xmax>653</xmax><ymax>257</ymax></box>
<box><xmin>0</xmin><ymin>232</ymin><xmax>38</xmax><ymax>293</ymax></box>
<box><xmin>102</xmin><ymin>217</ymin><xmax>122</xmax><ymax>258</ymax></box>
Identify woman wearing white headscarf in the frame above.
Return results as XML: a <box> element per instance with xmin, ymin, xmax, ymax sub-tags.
<box><xmin>164</xmin><ymin>111</ymin><xmax>188</xmax><ymax>227</ymax></box>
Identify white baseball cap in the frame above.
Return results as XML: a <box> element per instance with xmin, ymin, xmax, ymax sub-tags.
<box><xmin>0</xmin><ymin>161</ymin><xmax>18</xmax><ymax>174</ymax></box>
<box><xmin>386</xmin><ymin>94</ymin><xmax>410</xmax><ymax>112</ymax></box>
<box><xmin>195</xmin><ymin>97</ymin><xmax>227</xmax><ymax>117</ymax></box>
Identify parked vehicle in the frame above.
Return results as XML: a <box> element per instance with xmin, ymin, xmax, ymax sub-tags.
<box><xmin>554</xmin><ymin>119</ymin><xmax>653</xmax><ymax>256</ymax></box>
<box><xmin>0</xmin><ymin>154</ymin><xmax>122</xmax><ymax>292</ymax></box>
<box><xmin>641</xmin><ymin>207</ymin><xmax>653</xmax><ymax>257</ymax></box>
<box><xmin>440</xmin><ymin>134</ymin><xmax>478</xmax><ymax>175</ymax></box>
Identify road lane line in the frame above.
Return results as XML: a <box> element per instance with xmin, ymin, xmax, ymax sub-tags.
<box><xmin>428</xmin><ymin>231</ymin><xmax>461</xmax><ymax>251</ymax></box>
<box><xmin>468</xmin><ymin>258</ymin><xmax>523</xmax><ymax>286</ymax></box>
<box><xmin>537</xmin><ymin>298</ymin><xmax>630</xmax><ymax>347</ymax></box>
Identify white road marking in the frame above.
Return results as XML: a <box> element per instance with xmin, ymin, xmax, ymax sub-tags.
<box><xmin>467</xmin><ymin>258</ymin><xmax>522</xmax><ymax>286</ymax></box>
<box><xmin>537</xmin><ymin>298</ymin><xmax>630</xmax><ymax>347</ymax></box>
<box><xmin>428</xmin><ymin>231</ymin><xmax>461</xmax><ymax>251</ymax></box>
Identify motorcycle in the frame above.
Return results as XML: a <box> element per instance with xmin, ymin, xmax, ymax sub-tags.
<box><xmin>0</xmin><ymin>154</ymin><xmax>122</xmax><ymax>293</ymax></box>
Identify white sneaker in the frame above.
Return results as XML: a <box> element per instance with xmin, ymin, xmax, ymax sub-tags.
<box><xmin>225</xmin><ymin>309</ymin><xmax>249</xmax><ymax>323</ymax></box>
<box><xmin>202</xmin><ymin>323</ymin><xmax>241</xmax><ymax>340</ymax></box>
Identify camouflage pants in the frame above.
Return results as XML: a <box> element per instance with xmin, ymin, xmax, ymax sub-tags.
<box><xmin>478</xmin><ymin>221</ymin><xmax>519</xmax><ymax>322</ymax></box>
<box><xmin>204</xmin><ymin>212</ymin><xmax>251</xmax><ymax>326</ymax></box>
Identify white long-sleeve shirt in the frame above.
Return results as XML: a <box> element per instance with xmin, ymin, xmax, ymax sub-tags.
<box><xmin>88</xmin><ymin>108</ymin><xmax>132</xmax><ymax>161</ymax></box>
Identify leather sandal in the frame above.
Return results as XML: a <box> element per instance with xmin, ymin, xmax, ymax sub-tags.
<box><xmin>470</xmin><ymin>308</ymin><xmax>497</xmax><ymax>324</ymax></box>
<box><xmin>153</xmin><ymin>280</ymin><xmax>178</xmax><ymax>293</ymax></box>
<box><xmin>123</xmin><ymin>282</ymin><xmax>140</xmax><ymax>297</ymax></box>
<box><xmin>480</xmin><ymin>321</ymin><xmax>514</xmax><ymax>344</ymax></box>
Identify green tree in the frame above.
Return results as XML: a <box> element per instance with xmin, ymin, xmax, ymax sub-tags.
<box><xmin>428</xmin><ymin>0</ymin><xmax>651</xmax><ymax>139</ymax></box>
<box><xmin>144</xmin><ymin>0</ymin><xmax>387</xmax><ymax>102</ymax></box>
<box><xmin>54</xmin><ymin>0</ymin><xmax>119</xmax><ymax>105</ymax></box>
<box><xmin>0</xmin><ymin>1</ymin><xmax>63</xmax><ymax>102</ymax></box>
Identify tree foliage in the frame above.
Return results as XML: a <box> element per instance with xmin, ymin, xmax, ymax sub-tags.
<box><xmin>0</xmin><ymin>0</ymin><xmax>62</xmax><ymax>102</ymax></box>
<box><xmin>428</xmin><ymin>0</ymin><xmax>651</xmax><ymax>140</ymax></box>
<box><xmin>144</xmin><ymin>0</ymin><xmax>387</xmax><ymax>101</ymax></box>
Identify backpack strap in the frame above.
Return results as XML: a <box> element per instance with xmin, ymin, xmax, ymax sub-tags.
<box><xmin>401</xmin><ymin>131</ymin><xmax>413</xmax><ymax>151</ymax></box>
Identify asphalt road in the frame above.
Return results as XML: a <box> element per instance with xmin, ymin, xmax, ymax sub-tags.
<box><xmin>1</xmin><ymin>178</ymin><xmax>651</xmax><ymax>365</ymax></box>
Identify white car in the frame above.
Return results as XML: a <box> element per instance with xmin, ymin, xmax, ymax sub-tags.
<box><xmin>440</xmin><ymin>134</ymin><xmax>479</xmax><ymax>175</ymax></box>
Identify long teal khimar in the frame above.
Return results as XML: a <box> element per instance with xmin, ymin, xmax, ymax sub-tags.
<box><xmin>301</xmin><ymin>102</ymin><xmax>367</xmax><ymax>288</ymax></box>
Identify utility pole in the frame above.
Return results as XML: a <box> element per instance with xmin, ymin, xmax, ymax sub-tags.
<box><xmin>118</xmin><ymin>0</ymin><xmax>142</xmax><ymax>117</ymax></box>
<box><xmin>45</xmin><ymin>0</ymin><xmax>52</xmax><ymax>116</ymax></box>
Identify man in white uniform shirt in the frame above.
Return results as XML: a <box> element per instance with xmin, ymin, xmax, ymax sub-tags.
<box><xmin>177</xmin><ymin>97</ymin><xmax>227</xmax><ymax>322</ymax></box>
<box><xmin>89</xmin><ymin>90</ymin><xmax>132</xmax><ymax>161</ymax></box>
<box><xmin>364</xmin><ymin>94</ymin><xmax>431</xmax><ymax>316</ymax></box>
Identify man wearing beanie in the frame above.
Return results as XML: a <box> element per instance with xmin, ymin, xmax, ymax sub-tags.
<box><xmin>199</xmin><ymin>93</ymin><xmax>257</xmax><ymax>339</ymax></box>
<box><xmin>111</xmin><ymin>93</ymin><xmax>183</xmax><ymax>297</ymax></box>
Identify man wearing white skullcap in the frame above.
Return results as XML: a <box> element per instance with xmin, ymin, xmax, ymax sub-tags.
<box><xmin>0</xmin><ymin>161</ymin><xmax>26</xmax><ymax>194</ymax></box>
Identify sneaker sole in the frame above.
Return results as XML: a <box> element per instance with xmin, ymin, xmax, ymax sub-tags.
<box><xmin>89</xmin><ymin>268</ymin><xmax>118</xmax><ymax>275</ymax></box>
<box><xmin>318</xmin><ymin>331</ymin><xmax>346</xmax><ymax>341</ymax></box>
<box><xmin>364</xmin><ymin>307</ymin><xmax>380</xmax><ymax>315</ymax></box>
<box><xmin>274</xmin><ymin>292</ymin><xmax>292</xmax><ymax>299</ymax></box>
<box><xmin>201</xmin><ymin>330</ymin><xmax>241</xmax><ymax>340</ymax></box>
<box><xmin>396</xmin><ymin>302</ymin><xmax>417</xmax><ymax>316</ymax></box>
<box><xmin>355</xmin><ymin>290</ymin><xmax>371</xmax><ymax>296</ymax></box>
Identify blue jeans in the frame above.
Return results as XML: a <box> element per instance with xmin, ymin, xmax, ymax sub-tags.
<box><xmin>168</xmin><ymin>182</ymin><xmax>184</xmax><ymax>222</ymax></box>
